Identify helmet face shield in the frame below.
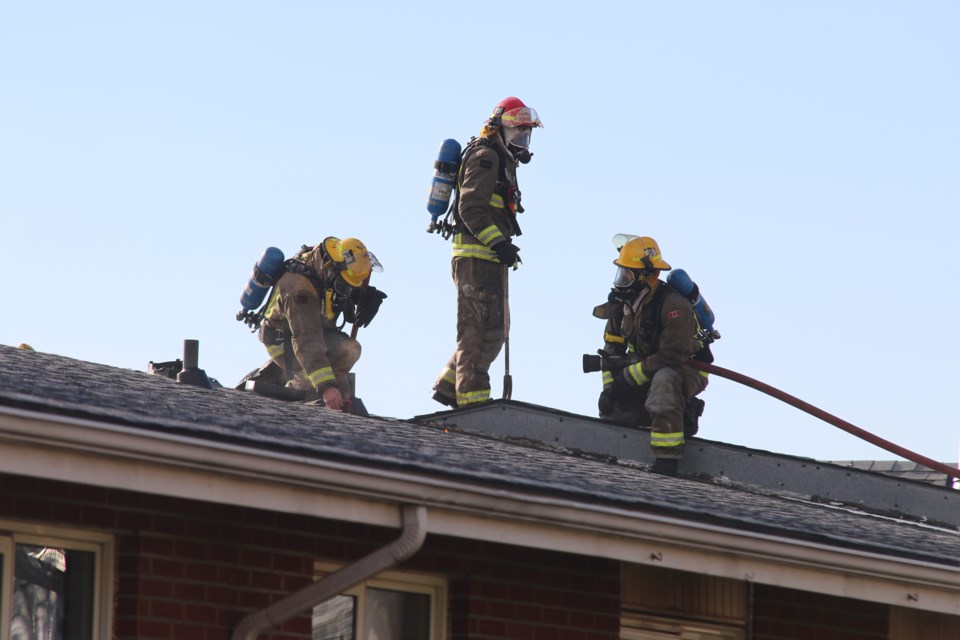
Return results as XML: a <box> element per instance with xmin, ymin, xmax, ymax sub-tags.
<box><xmin>501</xmin><ymin>106</ymin><xmax>542</xmax><ymax>128</ymax></box>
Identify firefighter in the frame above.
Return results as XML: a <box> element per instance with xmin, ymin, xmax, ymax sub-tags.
<box><xmin>593</xmin><ymin>236</ymin><xmax>708</xmax><ymax>475</ymax></box>
<box><xmin>431</xmin><ymin>96</ymin><xmax>543</xmax><ymax>408</ymax></box>
<box><xmin>252</xmin><ymin>237</ymin><xmax>386</xmax><ymax>412</ymax></box>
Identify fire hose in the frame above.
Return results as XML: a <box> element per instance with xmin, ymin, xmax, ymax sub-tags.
<box><xmin>686</xmin><ymin>360</ymin><xmax>960</xmax><ymax>482</ymax></box>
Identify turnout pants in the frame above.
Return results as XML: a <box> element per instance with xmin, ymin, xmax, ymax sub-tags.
<box><xmin>433</xmin><ymin>257</ymin><xmax>505</xmax><ymax>406</ymax></box>
<box><xmin>603</xmin><ymin>366</ymin><xmax>708</xmax><ymax>460</ymax></box>
<box><xmin>262</xmin><ymin>328</ymin><xmax>361</xmax><ymax>399</ymax></box>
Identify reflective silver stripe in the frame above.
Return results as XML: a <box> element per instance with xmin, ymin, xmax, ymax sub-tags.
<box><xmin>308</xmin><ymin>366</ymin><xmax>335</xmax><ymax>387</ymax></box>
<box><xmin>651</xmin><ymin>431</ymin><xmax>685</xmax><ymax>448</ymax></box>
<box><xmin>441</xmin><ymin>368</ymin><xmax>456</xmax><ymax>384</ymax></box>
<box><xmin>602</xmin><ymin>371</ymin><xmax>613</xmax><ymax>385</ymax></box>
<box><xmin>267</xmin><ymin>344</ymin><xmax>284</xmax><ymax>359</ymax></box>
<box><xmin>489</xmin><ymin>194</ymin><xmax>505</xmax><ymax>208</ymax></box>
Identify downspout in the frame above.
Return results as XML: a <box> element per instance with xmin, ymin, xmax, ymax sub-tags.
<box><xmin>231</xmin><ymin>504</ymin><xmax>428</xmax><ymax>640</ymax></box>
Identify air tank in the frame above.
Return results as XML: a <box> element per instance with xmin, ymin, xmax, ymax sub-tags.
<box><xmin>240</xmin><ymin>247</ymin><xmax>285</xmax><ymax>312</ymax></box>
<box><xmin>666</xmin><ymin>268</ymin><xmax>719</xmax><ymax>339</ymax></box>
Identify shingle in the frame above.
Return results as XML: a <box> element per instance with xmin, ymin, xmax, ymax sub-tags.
<box><xmin>1</xmin><ymin>345</ymin><xmax>957</xmax><ymax>567</ymax></box>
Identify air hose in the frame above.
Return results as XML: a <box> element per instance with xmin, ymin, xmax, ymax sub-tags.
<box><xmin>687</xmin><ymin>360</ymin><xmax>960</xmax><ymax>482</ymax></box>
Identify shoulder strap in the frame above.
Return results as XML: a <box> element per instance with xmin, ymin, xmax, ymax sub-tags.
<box><xmin>283</xmin><ymin>258</ymin><xmax>327</xmax><ymax>300</ymax></box>
<box><xmin>441</xmin><ymin>137</ymin><xmax>512</xmax><ymax>236</ymax></box>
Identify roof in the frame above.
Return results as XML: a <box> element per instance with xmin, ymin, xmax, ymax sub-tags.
<box><xmin>0</xmin><ymin>343</ymin><xmax>957</xmax><ymax>572</ymax></box>
<box><xmin>830</xmin><ymin>459</ymin><xmax>959</xmax><ymax>487</ymax></box>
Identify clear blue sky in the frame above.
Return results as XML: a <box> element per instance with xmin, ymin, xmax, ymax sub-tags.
<box><xmin>3</xmin><ymin>2</ymin><xmax>958</xmax><ymax>464</ymax></box>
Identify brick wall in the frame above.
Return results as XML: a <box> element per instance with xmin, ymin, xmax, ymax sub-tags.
<box><xmin>0</xmin><ymin>474</ymin><xmax>621</xmax><ymax>640</ymax></box>
<box><xmin>752</xmin><ymin>584</ymin><xmax>888</xmax><ymax>640</ymax></box>
<box><xmin>414</xmin><ymin>536</ymin><xmax>620</xmax><ymax>640</ymax></box>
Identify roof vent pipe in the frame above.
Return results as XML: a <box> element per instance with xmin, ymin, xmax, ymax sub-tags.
<box><xmin>231</xmin><ymin>504</ymin><xmax>428</xmax><ymax>640</ymax></box>
<box><xmin>176</xmin><ymin>339</ymin><xmax>213</xmax><ymax>389</ymax></box>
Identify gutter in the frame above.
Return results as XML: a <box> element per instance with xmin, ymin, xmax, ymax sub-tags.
<box><xmin>230</xmin><ymin>504</ymin><xmax>427</xmax><ymax>640</ymax></box>
<box><xmin>2</xmin><ymin>406</ymin><xmax>959</xmax><ymax>615</ymax></box>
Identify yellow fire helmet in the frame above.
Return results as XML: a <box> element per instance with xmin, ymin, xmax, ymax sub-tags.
<box><xmin>322</xmin><ymin>237</ymin><xmax>383</xmax><ymax>287</ymax></box>
<box><xmin>613</xmin><ymin>235</ymin><xmax>672</xmax><ymax>271</ymax></box>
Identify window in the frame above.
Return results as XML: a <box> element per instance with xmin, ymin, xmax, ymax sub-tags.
<box><xmin>0</xmin><ymin>522</ymin><xmax>113</xmax><ymax>640</ymax></box>
<box><xmin>621</xmin><ymin>612</ymin><xmax>743</xmax><ymax>640</ymax></box>
<box><xmin>621</xmin><ymin>565</ymin><xmax>746</xmax><ymax>640</ymax></box>
<box><xmin>312</xmin><ymin>563</ymin><xmax>445</xmax><ymax>640</ymax></box>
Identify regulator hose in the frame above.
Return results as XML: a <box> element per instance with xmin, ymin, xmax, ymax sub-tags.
<box><xmin>687</xmin><ymin>360</ymin><xmax>960</xmax><ymax>481</ymax></box>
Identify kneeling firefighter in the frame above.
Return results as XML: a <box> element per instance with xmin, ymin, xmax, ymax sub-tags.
<box><xmin>248</xmin><ymin>237</ymin><xmax>386</xmax><ymax>412</ymax></box>
<box><xmin>592</xmin><ymin>236</ymin><xmax>708</xmax><ymax>475</ymax></box>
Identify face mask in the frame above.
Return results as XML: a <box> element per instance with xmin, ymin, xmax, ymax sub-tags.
<box><xmin>502</xmin><ymin>126</ymin><xmax>534</xmax><ymax>163</ymax></box>
<box><xmin>331</xmin><ymin>272</ymin><xmax>354</xmax><ymax>298</ymax></box>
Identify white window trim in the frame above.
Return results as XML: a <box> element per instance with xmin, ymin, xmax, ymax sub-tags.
<box><xmin>314</xmin><ymin>561</ymin><xmax>447</xmax><ymax>640</ymax></box>
<box><xmin>0</xmin><ymin>519</ymin><xmax>114</xmax><ymax>640</ymax></box>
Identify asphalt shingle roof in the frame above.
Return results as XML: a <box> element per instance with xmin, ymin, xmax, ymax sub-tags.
<box><xmin>1</xmin><ymin>344</ymin><xmax>957</xmax><ymax>568</ymax></box>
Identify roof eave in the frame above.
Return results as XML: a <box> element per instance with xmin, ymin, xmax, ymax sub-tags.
<box><xmin>1</xmin><ymin>404</ymin><xmax>958</xmax><ymax>616</ymax></box>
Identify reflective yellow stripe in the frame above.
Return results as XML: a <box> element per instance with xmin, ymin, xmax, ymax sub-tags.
<box><xmin>601</xmin><ymin>371</ymin><xmax>613</xmax><ymax>386</ymax></box>
<box><xmin>627</xmin><ymin>363</ymin><xmax>649</xmax><ymax>385</ymax></box>
<box><xmin>441</xmin><ymin>368</ymin><xmax>456</xmax><ymax>384</ymax></box>
<box><xmin>699</xmin><ymin>370</ymin><xmax>709</xmax><ymax>378</ymax></box>
<box><xmin>264</xmin><ymin>289</ymin><xmax>283</xmax><ymax>320</ymax></box>
<box><xmin>457</xmin><ymin>388</ymin><xmax>490</xmax><ymax>405</ymax></box>
<box><xmin>604</xmin><ymin>332</ymin><xmax>625</xmax><ymax>344</ymax></box>
<box><xmin>489</xmin><ymin>194</ymin><xmax>505</xmax><ymax>208</ymax></box>
<box><xmin>452</xmin><ymin>234</ymin><xmax>498</xmax><ymax>261</ymax></box>
<box><xmin>651</xmin><ymin>431</ymin><xmax>685</xmax><ymax>448</ymax></box>
<box><xmin>476</xmin><ymin>225</ymin><xmax>503</xmax><ymax>245</ymax></box>
<box><xmin>267</xmin><ymin>344</ymin><xmax>284</xmax><ymax>359</ymax></box>
<box><xmin>307</xmin><ymin>366</ymin><xmax>335</xmax><ymax>387</ymax></box>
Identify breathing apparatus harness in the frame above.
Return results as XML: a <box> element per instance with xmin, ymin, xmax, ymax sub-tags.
<box><xmin>239</xmin><ymin>245</ymin><xmax>356</xmax><ymax>333</ymax></box>
<box><xmin>434</xmin><ymin>136</ymin><xmax>524</xmax><ymax>240</ymax></box>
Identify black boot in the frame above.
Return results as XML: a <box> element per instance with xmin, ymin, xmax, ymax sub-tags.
<box><xmin>651</xmin><ymin>458</ymin><xmax>679</xmax><ymax>476</ymax></box>
<box><xmin>431</xmin><ymin>390</ymin><xmax>458</xmax><ymax>409</ymax></box>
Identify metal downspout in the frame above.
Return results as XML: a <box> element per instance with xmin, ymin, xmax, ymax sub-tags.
<box><xmin>231</xmin><ymin>504</ymin><xmax>428</xmax><ymax>640</ymax></box>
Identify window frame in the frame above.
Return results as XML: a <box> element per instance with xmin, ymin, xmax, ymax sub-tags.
<box><xmin>621</xmin><ymin>610</ymin><xmax>745</xmax><ymax>640</ymax></box>
<box><xmin>0</xmin><ymin>520</ymin><xmax>114</xmax><ymax>640</ymax></box>
<box><xmin>314</xmin><ymin>561</ymin><xmax>447</xmax><ymax>640</ymax></box>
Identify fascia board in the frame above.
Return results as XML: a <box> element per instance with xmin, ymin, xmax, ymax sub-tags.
<box><xmin>1</xmin><ymin>406</ymin><xmax>959</xmax><ymax>616</ymax></box>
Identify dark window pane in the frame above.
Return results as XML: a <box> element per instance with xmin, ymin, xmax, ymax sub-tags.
<box><xmin>365</xmin><ymin>588</ymin><xmax>430</xmax><ymax>640</ymax></box>
<box><xmin>12</xmin><ymin>545</ymin><xmax>94</xmax><ymax>640</ymax></box>
<box><xmin>313</xmin><ymin>594</ymin><xmax>356</xmax><ymax>640</ymax></box>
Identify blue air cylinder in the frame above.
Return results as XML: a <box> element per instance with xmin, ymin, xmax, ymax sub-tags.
<box><xmin>666</xmin><ymin>269</ymin><xmax>718</xmax><ymax>337</ymax></box>
<box><xmin>240</xmin><ymin>247</ymin><xmax>285</xmax><ymax>311</ymax></box>
<box><xmin>426</xmin><ymin>138</ymin><xmax>462</xmax><ymax>223</ymax></box>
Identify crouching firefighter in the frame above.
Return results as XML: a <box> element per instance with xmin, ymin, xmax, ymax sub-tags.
<box><xmin>431</xmin><ymin>96</ymin><xmax>543</xmax><ymax>408</ymax></box>
<box><xmin>239</xmin><ymin>237</ymin><xmax>386</xmax><ymax>413</ymax></box>
<box><xmin>589</xmin><ymin>236</ymin><xmax>709</xmax><ymax>476</ymax></box>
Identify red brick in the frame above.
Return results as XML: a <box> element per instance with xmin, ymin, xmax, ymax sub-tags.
<box><xmin>150</xmin><ymin>599</ymin><xmax>183</xmax><ymax>619</ymax></box>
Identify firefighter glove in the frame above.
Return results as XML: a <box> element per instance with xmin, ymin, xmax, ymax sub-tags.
<box><xmin>611</xmin><ymin>371</ymin><xmax>633</xmax><ymax>398</ymax></box>
<box><xmin>598</xmin><ymin>389</ymin><xmax>616</xmax><ymax>416</ymax></box>
<box><xmin>355</xmin><ymin>286</ymin><xmax>387</xmax><ymax>328</ymax></box>
<box><xmin>492</xmin><ymin>241</ymin><xmax>521</xmax><ymax>266</ymax></box>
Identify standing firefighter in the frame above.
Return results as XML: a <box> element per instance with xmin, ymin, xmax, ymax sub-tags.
<box><xmin>247</xmin><ymin>237</ymin><xmax>386</xmax><ymax>413</ymax></box>
<box><xmin>431</xmin><ymin>96</ymin><xmax>543</xmax><ymax>408</ymax></box>
<box><xmin>592</xmin><ymin>236</ymin><xmax>708</xmax><ymax>475</ymax></box>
